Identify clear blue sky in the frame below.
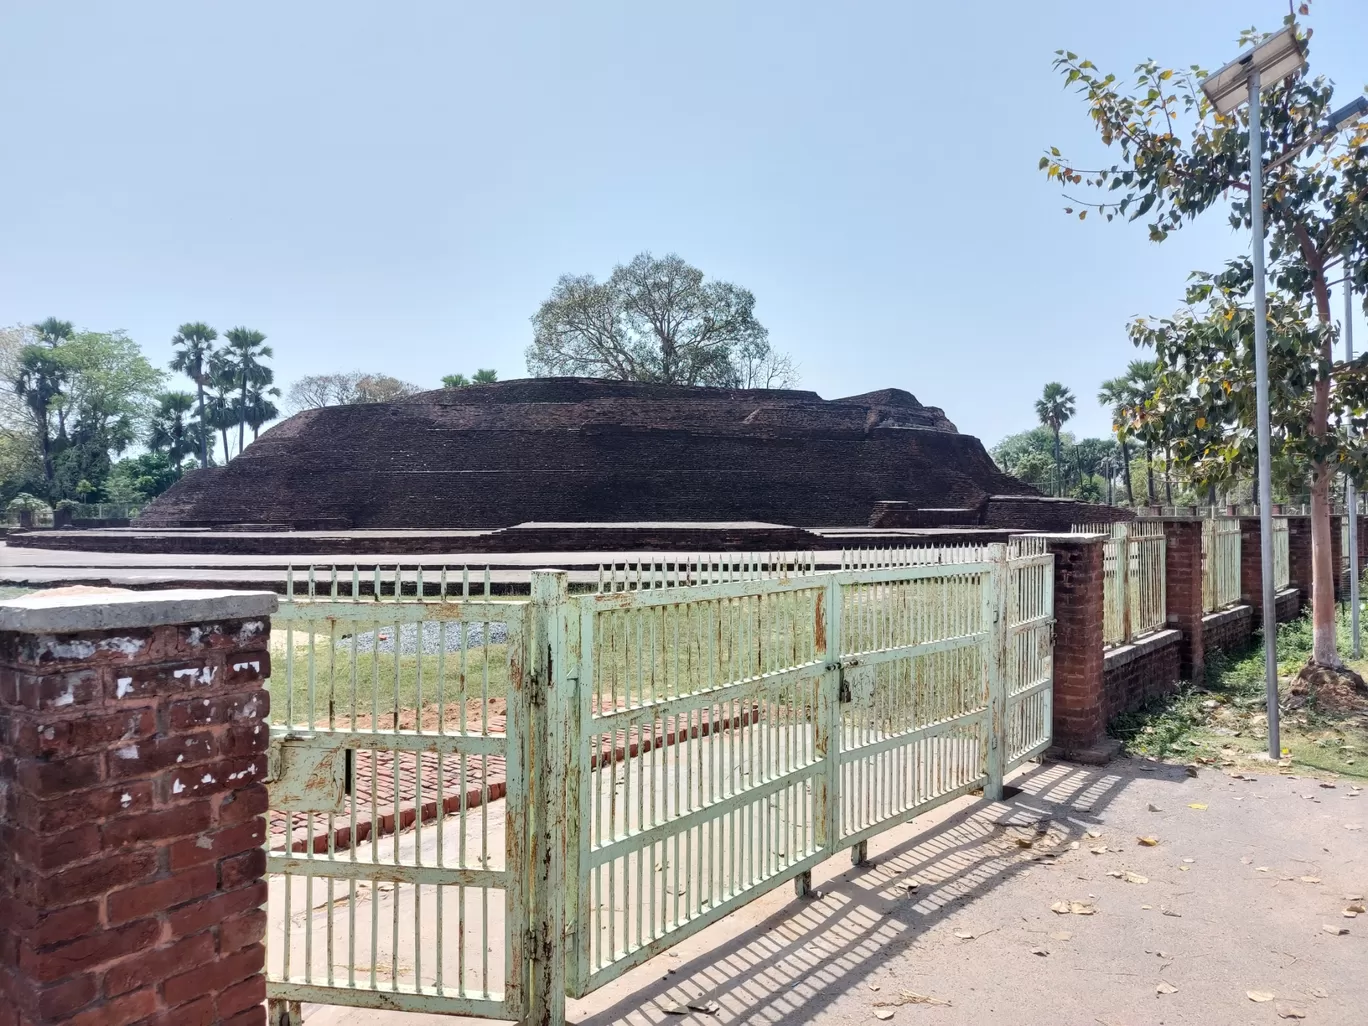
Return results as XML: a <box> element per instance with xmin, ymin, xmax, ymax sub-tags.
<box><xmin>2</xmin><ymin>1</ymin><xmax>1365</xmax><ymax>446</ymax></box>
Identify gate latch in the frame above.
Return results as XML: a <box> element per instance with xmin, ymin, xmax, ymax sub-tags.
<box><xmin>265</xmin><ymin>733</ymin><xmax>348</xmax><ymax>814</ymax></box>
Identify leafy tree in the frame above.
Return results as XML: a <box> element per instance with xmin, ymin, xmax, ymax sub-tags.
<box><xmin>169</xmin><ymin>322</ymin><xmax>218</xmax><ymax>468</ymax></box>
<box><xmin>527</xmin><ymin>252</ymin><xmax>789</xmax><ymax>387</ymax></box>
<box><xmin>1125</xmin><ymin>359</ymin><xmax>1163</xmax><ymax>504</ymax></box>
<box><xmin>1034</xmin><ymin>382</ymin><xmax>1076</xmax><ymax>496</ymax></box>
<box><xmin>287</xmin><ymin>371</ymin><xmax>422</xmax><ymax>410</ymax></box>
<box><xmin>222</xmin><ymin>327</ymin><xmax>272</xmax><ymax>458</ymax></box>
<box><xmin>104</xmin><ymin>452</ymin><xmax>181</xmax><ymax>502</ymax></box>
<box><xmin>1042</xmin><ymin>15</ymin><xmax>1368</xmax><ymax>668</ymax></box>
<box><xmin>442</xmin><ymin>369</ymin><xmax>499</xmax><ymax>388</ymax></box>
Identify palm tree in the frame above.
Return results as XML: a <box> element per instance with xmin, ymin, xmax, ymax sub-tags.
<box><xmin>472</xmin><ymin>368</ymin><xmax>498</xmax><ymax>384</ymax></box>
<box><xmin>1034</xmin><ymin>382</ymin><xmax>1076</xmax><ymax>497</ymax></box>
<box><xmin>243</xmin><ymin>380</ymin><xmax>281</xmax><ymax>442</ymax></box>
<box><xmin>147</xmin><ymin>391</ymin><xmax>198</xmax><ymax>472</ymax></box>
<box><xmin>1125</xmin><ymin>359</ymin><xmax>1161</xmax><ymax>504</ymax></box>
<box><xmin>13</xmin><ymin>346</ymin><xmax>69</xmax><ymax>486</ymax></box>
<box><xmin>31</xmin><ymin>318</ymin><xmax>73</xmax><ymax>441</ymax></box>
<box><xmin>222</xmin><ymin>327</ymin><xmax>272</xmax><ymax>458</ymax></box>
<box><xmin>1097</xmin><ymin>376</ymin><xmax>1137</xmax><ymax>505</ymax></box>
<box><xmin>169</xmin><ymin>322</ymin><xmax>218</xmax><ymax>469</ymax></box>
<box><xmin>204</xmin><ymin>350</ymin><xmax>238</xmax><ymax>463</ymax></box>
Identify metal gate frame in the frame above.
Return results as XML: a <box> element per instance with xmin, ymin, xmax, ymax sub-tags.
<box><xmin>554</xmin><ymin>542</ymin><xmax>1055</xmax><ymax>1004</ymax></box>
<box><xmin>264</xmin><ymin>577</ymin><xmax>535</xmax><ymax>1024</ymax></box>
<box><xmin>264</xmin><ymin>547</ymin><xmax>1054</xmax><ymax>1026</ymax></box>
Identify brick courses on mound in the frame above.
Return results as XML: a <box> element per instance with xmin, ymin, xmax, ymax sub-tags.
<box><xmin>135</xmin><ymin>378</ymin><xmax>1037</xmax><ymax>530</ymax></box>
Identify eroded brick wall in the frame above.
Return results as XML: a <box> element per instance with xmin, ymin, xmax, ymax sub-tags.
<box><xmin>0</xmin><ymin>593</ymin><xmax>275</xmax><ymax>1026</ymax></box>
<box><xmin>1044</xmin><ymin>535</ymin><xmax>1108</xmax><ymax>758</ymax></box>
<box><xmin>1102</xmin><ymin>633</ymin><xmax>1182</xmax><ymax>721</ymax></box>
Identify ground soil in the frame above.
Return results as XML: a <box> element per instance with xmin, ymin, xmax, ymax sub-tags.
<box><xmin>297</xmin><ymin>754</ymin><xmax>1367</xmax><ymax>1026</ymax></box>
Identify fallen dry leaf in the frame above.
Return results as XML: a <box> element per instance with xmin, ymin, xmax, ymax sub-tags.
<box><xmin>1013</xmin><ymin>836</ymin><xmax>1035</xmax><ymax>849</ymax></box>
<box><xmin>1031</xmin><ymin>947</ymin><xmax>1049</xmax><ymax>956</ymax></box>
<box><xmin>1322</xmin><ymin>924</ymin><xmax>1349</xmax><ymax>936</ymax></box>
<box><xmin>1125</xmin><ymin>871</ymin><xmax>1149</xmax><ymax>884</ymax></box>
<box><xmin>686</xmin><ymin>1001</ymin><xmax>719</xmax><ymax>1014</ymax></box>
<box><xmin>1247</xmin><ymin>991</ymin><xmax>1276</xmax><ymax>1003</ymax></box>
<box><xmin>1049</xmin><ymin>930</ymin><xmax>1073</xmax><ymax>940</ymax></box>
<box><xmin>873</xmin><ymin>1010</ymin><xmax>895</xmax><ymax>1021</ymax></box>
<box><xmin>1137</xmin><ymin>836</ymin><xmax>1159</xmax><ymax>847</ymax></box>
<box><xmin>1275</xmin><ymin>1001</ymin><xmax>1307</xmax><ymax>1019</ymax></box>
<box><xmin>1241</xmin><ymin>856</ymin><xmax>1253</xmax><ymax>865</ymax></box>
<box><xmin>1148</xmin><ymin>803</ymin><xmax>1163</xmax><ymax>812</ymax></box>
<box><xmin>1050</xmin><ymin>900</ymin><xmax>1096</xmax><ymax>915</ymax></box>
<box><xmin>1310</xmin><ymin>988</ymin><xmax>1329</xmax><ymax>999</ymax></box>
<box><xmin>953</xmin><ymin>930</ymin><xmax>975</xmax><ymax>940</ymax></box>
<box><xmin>1156</xmin><ymin>981</ymin><xmax>1178</xmax><ymax>995</ymax></box>
<box><xmin>1188</xmin><ymin>803</ymin><xmax>1208</xmax><ymax>810</ymax></box>
<box><xmin>1346</xmin><ymin>903</ymin><xmax>1367</xmax><ymax>914</ymax></box>
<box><xmin>1086</xmin><ymin>828</ymin><xmax>1102</xmax><ymax>838</ymax></box>
<box><xmin>1300</xmin><ymin>876</ymin><xmax>1322</xmax><ymax>884</ymax></box>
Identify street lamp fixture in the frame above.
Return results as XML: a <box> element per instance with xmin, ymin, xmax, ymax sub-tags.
<box><xmin>1201</xmin><ymin>24</ymin><xmax>1307</xmax><ymax>762</ymax></box>
<box><xmin>1201</xmin><ymin>26</ymin><xmax>1305</xmax><ymax>114</ymax></box>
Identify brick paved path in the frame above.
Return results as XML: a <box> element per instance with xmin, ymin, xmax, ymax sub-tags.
<box><xmin>270</xmin><ymin>704</ymin><xmax>760</xmax><ymax>854</ymax></box>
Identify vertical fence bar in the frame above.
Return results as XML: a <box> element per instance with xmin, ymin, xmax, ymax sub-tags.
<box><xmin>527</xmin><ymin>571</ymin><xmax>568</xmax><ymax>1026</ymax></box>
<box><xmin>983</xmin><ymin>543</ymin><xmax>1009</xmax><ymax>801</ymax></box>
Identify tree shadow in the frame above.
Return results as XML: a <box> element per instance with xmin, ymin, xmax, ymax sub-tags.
<box><xmin>571</xmin><ymin>758</ymin><xmax>1184</xmax><ymax>1026</ymax></box>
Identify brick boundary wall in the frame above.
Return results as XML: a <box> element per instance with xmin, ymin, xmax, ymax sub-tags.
<box><xmin>1101</xmin><ymin>630</ymin><xmax>1181</xmax><ymax>722</ymax></box>
<box><xmin>0</xmin><ymin>588</ymin><xmax>277</xmax><ymax>1026</ymax></box>
<box><xmin>1041</xmin><ymin>534</ymin><xmax>1118</xmax><ymax>764</ymax></box>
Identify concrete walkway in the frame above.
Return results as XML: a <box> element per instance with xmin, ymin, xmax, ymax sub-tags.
<box><xmin>283</xmin><ymin>756</ymin><xmax>1366</xmax><ymax>1025</ymax></box>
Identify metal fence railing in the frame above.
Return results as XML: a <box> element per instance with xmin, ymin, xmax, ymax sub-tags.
<box><xmin>1273</xmin><ymin>518</ymin><xmax>1290</xmax><ymax>591</ymax></box>
<box><xmin>1073</xmin><ymin>522</ymin><xmax>1166</xmax><ymax>648</ymax></box>
<box><xmin>1202</xmin><ymin>517</ymin><xmax>1242</xmax><ymax>613</ymax></box>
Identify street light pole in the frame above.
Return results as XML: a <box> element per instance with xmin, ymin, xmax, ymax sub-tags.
<box><xmin>1247</xmin><ymin>67</ymin><xmax>1282</xmax><ymax>760</ymax></box>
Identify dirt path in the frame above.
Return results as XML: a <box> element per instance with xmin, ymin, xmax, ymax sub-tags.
<box><xmin>295</xmin><ymin>755</ymin><xmax>1367</xmax><ymax>1026</ymax></box>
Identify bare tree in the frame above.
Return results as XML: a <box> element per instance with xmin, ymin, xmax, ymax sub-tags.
<box><xmin>286</xmin><ymin>372</ymin><xmax>423</xmax><ymax>412</ymax></box>
<box><xmin>527</xmin><ymin>252</ymin><xmax>793</xmax><ymax>387</ymax></box>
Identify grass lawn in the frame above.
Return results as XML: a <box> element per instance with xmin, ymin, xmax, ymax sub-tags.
<box><xmin>1110</xmin><ymin>606</ymin><xmax>1368</xmax><ymax>780</ymax></box>
<box><xmin>267</xmin><ymin>626</ymin><xmax>510</xmax><ymax>729</ymax></box>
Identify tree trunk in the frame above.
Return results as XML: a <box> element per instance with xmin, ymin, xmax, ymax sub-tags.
<box><xmin>1295</xmin><ymin>227</ymin><xmax>1338</xmax><ymax>667</ymax></box>
<box><xmin>238</xmin><ymin>374</ymin><xmax>247</xmax><ymax>457</ymax></box>
<box><xmin>1145</xmin><ymin>444</ymin><xmax>1156</xmax><ymax>504</ymax></box>
<box><xmin>220</xmin><ymin>426</ymin><xmax>231</xmax><ymax>463</ymax></box>
<box><xmin>195</xmin><ymin>377</ymin><xmax>209</xmax><ymax>469</ymax></box>
<box><xmin>1309</xmin><ymin>462</ymin><xmax>1339</xmax><ymax>666</ymax></box>
<box><xmin>1052</xmin><ymin>430</ymin><xmax>1061</xmax><ymax>497</ymax></box>
<box><xmin>1121</xmin><ymin>440</ymin><xmax>1135</xmax><ymax>505</ymax></box>
<box><xmin>1164</xmin><ymin>445</ymin><xmax>1172</xmax><ymax>503</ymax></box>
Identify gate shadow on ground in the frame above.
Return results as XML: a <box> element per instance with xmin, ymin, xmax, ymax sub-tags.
<box><xmin>573</xmin><ymin>758</ymin><xmax>1189</xmax><ymax>1026</ymax></box>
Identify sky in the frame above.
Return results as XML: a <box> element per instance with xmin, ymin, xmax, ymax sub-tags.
<box><xmin>2</xmin><ymin>0</ymin><xmax>1366</xmax><ymax>447</ymax></box>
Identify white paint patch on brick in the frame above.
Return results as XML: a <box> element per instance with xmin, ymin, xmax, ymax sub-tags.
<box><xmin>173</xmin><ymin>665</ymin><xmax>216</xmax><ymax>685</ymax></box>
<box><xmin>236</xmin><ymin>620</ymin><xmax>265</xmax><ymax>643</ymax></box>
<box><xmin>99</xmin><ymin>636</ymin><xmax>144</xmax><ymax>657</ymax></box>
<box><xmin>51</xmin><ymin>683</ymin><xmax>75</xmax><ymax>707</ymax></box>
<box><xmin>195</xmin><ymin>834</ymin><xmax>213</xmax><ymax>849</ymax></box>
<box><xmin>173</xmin><ymin>778</ymin><xmax>186</xmax><ymax>794</ymax></box>
<box><xmin>115</xmin><ymin>745</ymin><xmax>139</xmax><ymax>760</ymax></box>
<box><xmin>115</xmin><ymin>677</ymin><xmax>134</xmax><ymax>698</ymax></box>
<box><xmin>232</xmin><ymin>660</ymin><xmax>262</xmax><ymax>673</ymax></box>
<box><xmin>120</xmin><ymin>793</ymin><xmax>133</xmax><ymax>808</ymax></box>
<box><xmin>201</xmin><ymin>773</ymin><xmax>215</xmax><ymax>784</ymax></box>
<box><xmin>39</xmin><ymin>636</ymin><xmax>96</xmax><ymax>660</ymax></box>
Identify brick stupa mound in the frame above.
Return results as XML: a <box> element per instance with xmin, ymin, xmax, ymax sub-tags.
<box><xmin>136</xmin><ymin>378</ymin><xmax>1038</xmax><ymax>530</ymax></box>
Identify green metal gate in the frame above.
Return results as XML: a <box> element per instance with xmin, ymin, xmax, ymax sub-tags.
<box><xmin>558</xmin><ymin>542</ymin><xmax>1054</xmax><ymax>998</ymax></box>
<box><xmin>264</xmin><ymin>546</ymin><xmax>1054</xmax><ymax>1024</ymax></box>
<box><xmin>264</xmin><ymin>570</ymin><xmax>534</xmax><ymax>1023</ymax></box>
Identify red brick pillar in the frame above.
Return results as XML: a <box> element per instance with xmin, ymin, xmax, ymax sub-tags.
<box><xmin>1043</xmin><ymin>534</ymin><xmax>1116</xmax><ymax>764</ymax></box>
<box><xmin>0</xmin><ymin>588</ymin><xmax>276</xmax><ymax>1026</ymax></box>
<box><xmin>1238</xmin><ymin>517</ymin><xmax>1266</xmax><ymax>625</ymax></box>
<box><xmin>1163</xmin><ymin>519</ymin><xmax>1204</xmax><ymax>685</ymax></box>
<box><xmin>1287</xmin><ymin>515</ymin><xmax>1313</xmax><ymax>607</ymax></box>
